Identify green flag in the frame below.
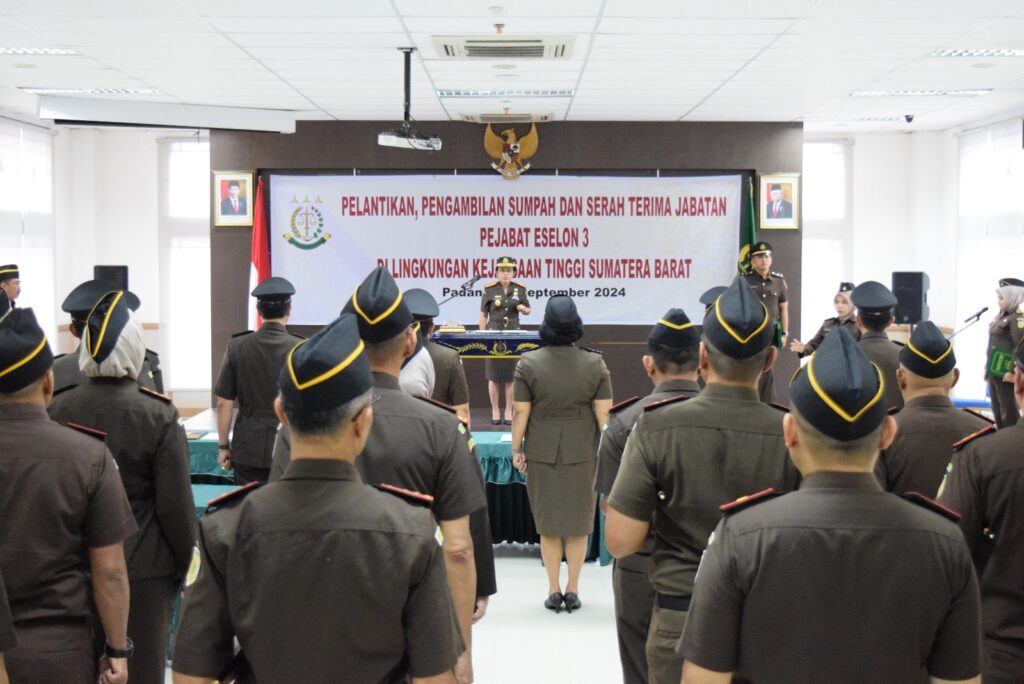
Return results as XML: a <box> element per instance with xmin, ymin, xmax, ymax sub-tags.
<box><xmin>738</xmin><ymin>177</ymin><xmax>757</xmax><ymax>274</ymax></box>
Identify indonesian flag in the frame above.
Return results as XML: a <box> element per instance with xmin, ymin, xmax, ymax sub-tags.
<box><xmin>248</xmin><ymin>177</ymin><xmax>270</xmax><ymax>329</ymax></box>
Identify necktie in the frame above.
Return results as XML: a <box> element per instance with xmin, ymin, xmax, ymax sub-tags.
<box><xmin>773</xmin><ymin>202</ymin><xmax>779</xmax><ymax>218</ymax></box>
<box><xmin>233</xmin><ymin>200</ymin><xmax>238</xmax><ymax>213</ymax></box>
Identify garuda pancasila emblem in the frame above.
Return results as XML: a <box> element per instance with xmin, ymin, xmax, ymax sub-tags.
<box><xmin>484</xmin><ymin>123</ymin><xmax>539</xmax><ymax>180</ymax></box>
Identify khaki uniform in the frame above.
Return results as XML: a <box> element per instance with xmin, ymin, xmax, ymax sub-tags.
<box><xmin>797</xmin><ymin>316</ymin><xmax>859</xmax><ymax>358</ymax></box>
<box><xmin>52</xmin><ymin>346</ymin><xmax>162</xmax><ymax>393</ymax></box>
<box><xmin>0</xmin><ymin>568</ymin><xmax>15</xmax><ymax>654</ymax></box>
<box><xmin>742</xmin><ymin>270</ymin><xmax>787</xmax><ymax>402</ymax></box>
<box><xmin>681</xmin><ymin>472</ymin><xmax>983</xmax><ymax>683</ymax></box>
<box><xmin>608</xmin><ymin>384</ymin><xmax>799</xmax><ymax>684</ymax></box>
<box><xmin>858</xmin><ymin>330</ymin><xmax>904</xmax><ymax>411</ymax></box>
<box><xmin>985</xmin><ymin>309</ymin><xmax>1024</xmax><ymax>428</ymax></box>
<box><xmin>49</xmin><ymin>377</ymin><xmax>196</xmax><ymax>684</ymax></box>
<box><xmin>513</xmin><ymin>346</ymin><xmax>612</xmax><ymax>537</ymax></box>
<box><xmin>481</xmin><ymin>280</ymin><xmax>529</xmax><ymax>382</ymax></box>
<box><xmin>214</xmin><ymin>321</ymin><xmax>303</xmax><ymax>483</ymax></box>
<box><xmin>427</xmin><ymin>339</ymin><xmax>470</xmax><ymax>407</ymax></box>
<box><xmin>593</xmin><ymin>379</ymin><xmax>700</xmax><ymax>684</ymax></box>
<box><xmin>173</xmin><ymin>459</ymin><xmax>463</xmax><ymax>682</ymax></box>
<box><xmin>874</xmin><ymin>395</ymin><xmax>990</xmax><ymax>496</ymax></box>
<box><xmin>0</xmin><ymin>404</ymin><xmax>136</xmax><ymax>684</ymax></box>
<box><xmin>939</xmin><ymin>421</ymin><xmax>1024</xmax><ymax>683</ymax></box>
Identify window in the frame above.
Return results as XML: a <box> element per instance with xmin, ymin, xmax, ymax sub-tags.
<box><xmin>802</xmin><ymin>142</ymin><xmax>847</xmax><ymax>220</ymax></box>
<box><xmin>167</xmin><ymin>138</ymin><xmax>209</xmax><ymax>219</ymax></box>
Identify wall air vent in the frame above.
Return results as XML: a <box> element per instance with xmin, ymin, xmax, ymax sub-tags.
<box><xmin>433</xmin><ymin>35</ymin><xmax>574</xmax><ymax>60</ymax></box>
<box><xmin>460</xmin><ymin>112</ymin><xmax>555</xmax><ymax>123</ymax></box>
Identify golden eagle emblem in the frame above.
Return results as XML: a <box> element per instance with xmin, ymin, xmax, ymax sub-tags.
<box><xmin>484</xmin><ymin>123</ymin><xmax>539</xmax><ymax>180</ymax></box>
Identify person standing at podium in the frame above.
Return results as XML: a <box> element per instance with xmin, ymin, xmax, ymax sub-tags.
<box><xmin>479</xmin><ymin>256</ymin><xmax>530</xmax><ymax>425</ymax></box>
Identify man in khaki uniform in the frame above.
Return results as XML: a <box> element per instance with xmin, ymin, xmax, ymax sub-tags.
<box><xmin>594</xmin><ymin>308</ymin><xmax>701</xmax><ymax>684</ymax></box>
<box><xmin>851</xmin><ymin>280</ymin><xmax>904</xmax><ymax>412</ymax></box>
<box><xmin>172</xmin><ymin>314</ymin><xmax>461</xmax><ymax>684</ymax></box>
<box><xmin>606</xmin><ymin>276</ymin><xmax>800</xmax><ymax>684</ymax></box>
<box><xmin>741</xmin><ymin>242</ymin><xmax>788</xmax><ymax>403</ymax></box>
<box><xmin>874</xmin><ymin>320</ymin><xmax>990</xmax><ymax>495</ymax></box>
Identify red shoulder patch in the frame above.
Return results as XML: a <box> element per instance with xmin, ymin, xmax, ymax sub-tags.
<box><xmin>902</xmin><ymin>492</ymin><xmax>961</xmax><ymax>523</ymax></box>
<box><xmin>769</xmin><ymin>402</ymin><xmax>790</xmax><ymax>413</ymax></box>
<box><xmin>51</xmin><ymin>384</ymin><xmax>78</xmax><ymax>397</ymax></box>
<box><xmin>953</xmin><ymin>424</ymin><xmax>997</xmax><ymax>450</ymax></box>
<box><xmin>961</xmin><ymin>408</ymin><xmax>995</xmax><ymax>425</ymax></box>
<box><xmin>643</xmin><ymin>395</ymin><xmax>689</xmax><ymax>412</ymax></box>
<box><xmin>374</xmin><ymin>483</ymin><xmax>435</xmax><ymax>507</ymax></box>
<box><xmin>231</xmin><ymin>330</ymin><xmax>254</xmax><ymax>338</ymax></box>
<box><xmin>414</xmin><ymin>394</ymin><xmax>457</xmax><ymax>415</ymax></box>
<box><xmin>609</xmin><ymin>396</ymin><xmax>641</xmax><ymax>414</ymax></box>
<box><xmin>887</xmin><ymin>405</ymin><xmax>901</xmax><ymax>415</ymax></box>
<box><xmin>720</xmin><ymin>488</ymin><xmax>781</xmax><ymax>514</ymax></box>
<box><xmin>138</xmin><ymin>386</ymin><xmax>172</xmax><ymax>403</ymax></box>
<box><xmin>66</xmin><ymin>422</ymin><xmax>107</xmax><ymax>441</ymax></box>
<box><xmin>206</xmin><ymin>481</ymin><xmax>261</xmax><ymax>510</ymax></box>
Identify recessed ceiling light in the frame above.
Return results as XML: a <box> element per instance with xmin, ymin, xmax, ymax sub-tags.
<box><xmin>0</xmin><ymin>47</ymin><xmax>78</xmax><ymax>56</ymax></box>
<box><xmin>971</xmin><ymin>62</ymin><xmax>995</xmax><ymax>69</ymax></box>
<box><xmin>13</xmin><ymin>63</ymin><xmax>36</xmax><ymax>69</ymax></box>
<box><xmin>931</xmin><ymin>48</ymin><xmax>1024</xmax><ymax>58</ymax></box>
<box><xmin>493</xmin><ymin>64</ymin><xmax>517</xmax><ymax>70</ymax></box>
<box><xmin>20</xmin><ymin>87</ymin><xmax>161</xmax><ymax>95</ymax></box>
<box><xmin>851</xmin><ymin>89</ymin><xmax>991</xmax><ymax>97</ymax></box>
<box><xmin>437</xmin><ymin>89</ymin><xmax>574</xmax><ymax>98</ymax></box>
<box><xmin>495</xmin><ymin>73</ymin><xmax>520</xmax><ymax>80</ymax></box>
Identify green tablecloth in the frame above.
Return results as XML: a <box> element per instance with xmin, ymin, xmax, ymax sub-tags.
<box><xmin>191</xmin><ymin>483</ymin><xmax>237</xmax><ymax>517</ymax></box>
<box><xmin>474</xmin><ymin>431</ymin><xmax>526</xmax><ymax>485</ymax></box>
<box><xmin>187</xmin><ymin>431</ymin><xmax>233</xmax><ymax>478</ymax></box>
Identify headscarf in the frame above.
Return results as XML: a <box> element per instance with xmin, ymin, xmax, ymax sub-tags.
<box><xmin>79</xmin><ymin>308</ymin><xmax>146</xmax><ymax>380</ymax></box>
<box><xmin>835</xmin><ymin>289</ymin><xmax>855</xmax><ymax>322</ymax></box>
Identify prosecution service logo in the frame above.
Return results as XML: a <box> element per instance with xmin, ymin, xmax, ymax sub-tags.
<box><xmin>285</xmin><ymin>195</ymin><xmax>331</xmax><ymax>250</ymax></box>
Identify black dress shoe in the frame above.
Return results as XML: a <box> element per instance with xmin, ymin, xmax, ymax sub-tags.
<box><xmin>503</xmin><ymin>418</ymin><xmax>512</xmax><ymax>425</ymax></box>
<box><xmin>563</xmin><ymin>592</ymin><xmax>581</xmax><ymax>613</ymax></box>
<box><xmin>544</xmin><ymin>592</ymin><xmax>564</xmax><ymax>613</ymax></box>
<box><xmin>491</xmin><ymin>419</ymin><xmax>502</xmax><ymax>426</ymax></box>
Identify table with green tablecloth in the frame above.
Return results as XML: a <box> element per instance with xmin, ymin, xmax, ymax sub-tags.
<box><xmin>187</xmin><ymin>431</ymin><xmax>233</xmax><ymax>477</ymax></box>
<box><xmin>474</xmin><ymin>431</ymin><xmax>609</xmax><ymax>565</ymax></box>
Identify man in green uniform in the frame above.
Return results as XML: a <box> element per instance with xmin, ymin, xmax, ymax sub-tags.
<box><xmin>594</xmin><ymin>308</ymin><xmax>701</xmax><ymax>684</ymax></box>
<box><xmin>851</xmin><ymin>280</ymin><xmax>904</xmax><ymax>411</ymax></box>
<box><xmin>479</xmin><ymin>255</ymin><xmax>531</xmax><ymax>424</ymax></box>
<box><xmin>606</xmin><ymin>276</ymin><xmax>800</xmax><ymax>684</ymax></box>
<box><xmin>939</xmin><ymin>337</ymin><xmax>1024</xmax><ymax>684</ymax></box>
<box><xmin>48</xmin><ymin>290</ymin><xmax>195</xmax><ymax>684</ymax></box>
<box><xmin>874</xmin><ymin>320</ymin><xmax>990</xmax><ymax>495</ymax></box>
<box><xmin>0</xmin><ymin>307</ymin><xmax>136</xmax><ymax>684</ymax></box>
<box><xmin>406</xmin><ymin>288</ymin><xmax>471</xmax><ymax>425</ymax></box>
<box><xmin>172</xmin><ymin>313</ymin><xmax>462</xmax><ymax>684</ymax></box>
<box><xmin>741</xmin><ymin>242</ymin><xmax>788</xmax><ymax>402</ymax></box>
<box><xmin>679</xmin><ymin>327</ymin><xmax>983</xmax><ymax>684</ymax></box>
<box><xmin>215</xmin><ymin>276</ymin><xmax>302</xmax><ymax>484</ymax></box>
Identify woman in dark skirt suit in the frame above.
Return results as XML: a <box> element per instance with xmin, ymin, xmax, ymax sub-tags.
<box><xmin>479</xmin><ymin>255</ymin><xmax>530</xmax><ymax>424</ymax></box>
<box><xmin>510</xmin><ymin>295</ymin><xmax>612</xmax><ymax>613</ymax></box>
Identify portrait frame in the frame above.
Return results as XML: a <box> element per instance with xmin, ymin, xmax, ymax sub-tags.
<box><xmin>212</xmin><ymin>170</ymin><xmax>255</xmax><ymax>227</ymax></box>
<box><xmin>759</xmin><ymin>173</ymin><xmax>800</xmax><ymax>230</ymax></box>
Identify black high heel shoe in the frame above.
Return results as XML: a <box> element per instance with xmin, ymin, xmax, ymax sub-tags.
<box><xmin>544</xmin><ymin>592</ymin><xmax>564</xmax><ymax>613</ymax></box>
<box><xmin>562</xmin><ymin>592</ymin><xmax>581</xmax><ymax>613</ymax></box>
<box><xmin>490</xmin><ymin>418</ymin><xmax>502</xmax><ymax>426</ymax></box>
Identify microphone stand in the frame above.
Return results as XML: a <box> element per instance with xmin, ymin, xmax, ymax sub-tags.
<box><xmin>947</xmin><ymin>315</ymin><xmax>985</xmax><ymax>340</ymax></box>
<box><xmin>437</xmin><ymin>275</ymin><xmax>483</xmax><ymax>308</ymax></box>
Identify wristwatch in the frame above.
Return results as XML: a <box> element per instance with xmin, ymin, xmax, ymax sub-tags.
<box><xmin>105</xmin><ymin>637</ymin><xmax>134</xmax><ymax>659</ymax></box>
<box><xmin>218</xmin><ymin>444</ymin><xmax>229</xmax><ymax>450</ymax></box>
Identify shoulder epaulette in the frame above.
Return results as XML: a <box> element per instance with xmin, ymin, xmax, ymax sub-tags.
<box><xmin>66</xmin><ymin>422</ymin><xmax>106</xmax><ymax>442</ymax></box>
<box><xmin>290</xmin><ymin>332</ymin><xmax>307</xmax><ymax>340</ymax></box>
<box><xmin>887</xmin><ymin>405</ymin><xmax>901</xmax><ymax>415</ymax></box>
<box><xmin>52</xmin><ymin>384</ymin><xmax>78</xmax><ymax>397</ymax></box>
<box><xmin>893</xmin><ymin>340</ymin><xmax>905</xmax><ymax>348</ymax></box>
<box><xmin>953</xmin><ymin>424</ymin><xmax>997</xmax><ymax>450</ymax></box>
<box><xmin>231</xmin><ymin>330</ymin><xmax>253</xmax><ymax>338</ymax></box>
<box><xmin>770</xmin><ymin>271</ymin><xmax>785</xmax><ymax>278</ymax></box>
<box><xmin>432</xmin><ymin>339</ymin><xmax>459</xmax><ymax>352</ymax></box>
<box><xmin>902</xmin><ymin>492</ymin><xmax>961</xmax><ymax>522</ymax></box>
<box><xmin>415</xmin><ymin>394</ymin><xmax>457</xmax><ymax>415</ymax></box>
<box><xmin>54</xmin><ymin>352</ymin><xmax>68</xmax><ymax>360</ymax></box>
<box><xmin>961</xmin><ymin>408</ymin><xmax>995</xmax><ymax>424</ymax></box>
<box><xmin>769</xmin><ymin>402</ymin><xmax>790</xmax><ymax>413</ymax></box>
<box><xmin>206</xmin><ymin>481</ymin><xmax>261</xmax><ymax>511</ymax></box>
<box><xmin>138</xmin><ymin>386</ymin><xmax>172</xmax><ymax>403</ymax></box>
<box><xmin>484</xmin><ymin>281</ymin><xmax>498</xmax><ymax>287</ymax></box>
<box><xmin>643</xmin><ymin>395</ymin><xmax>689</xmax><ymax>412</ymax></box>
<box><xmin>513</xmin><ymin>280</ymin><xmax>527</xmax><ymax>288</ymax></box>
<box><xmin>374</xmin><ymin>483</ymin><xmax>435</xmax><ymax>507</ymax></box>
<box><xmin>609</xmin><ymin>396</ymin><xmax>641</xmax><ymax>414</ymax></box>
<box><xmin>580</xmin><ymin>346</ymin><xmax>602</xmax><ymax>354</ymax></box>
<box><xmin>720</xmin><ymin>488</ymin><xmax>782</xmax><ymax>514</ymax></box>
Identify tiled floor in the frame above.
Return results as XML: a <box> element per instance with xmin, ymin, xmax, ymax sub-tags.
<box><xmin>166</xmin><ymin>545</ymin><xmax>622</xmax><ymax>683</ymax></box>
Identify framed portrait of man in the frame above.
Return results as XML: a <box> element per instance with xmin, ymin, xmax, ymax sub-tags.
<box><xmin>212</xmin><ymin>170</ymin><xmax>254</xmax><ymax>227</ymax></box>
<box><xmin>759</xmin><ymin>173</ymin><xmax>800</xmax><ymax>230</ymax></box>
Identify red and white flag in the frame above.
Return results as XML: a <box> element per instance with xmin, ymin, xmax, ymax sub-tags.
<box><xmin>248</xmin><ymin>176</ymin><xmax>270</xmax><ymax>329</ymax></box>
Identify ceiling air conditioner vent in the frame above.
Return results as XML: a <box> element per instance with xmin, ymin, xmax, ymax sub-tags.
<box><xmin>460</xmin><ymin>112</ymin><xmax>555</xmax><ymax>124</ymax></box>
<box><xmin>433</xmin><ymin>35</ymin><xmax>574</xmax><ymax>60</ymax></box>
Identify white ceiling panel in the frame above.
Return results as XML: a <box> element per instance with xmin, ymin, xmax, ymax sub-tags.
<box><xmin>602</xmin><ymin>0</ymin><xmax>819</xmax><ymax>19</ymax></box>
<box><xmin>210</xmin><ymin>17</ymin><xmax>404</xmax><ymax>33</ymax></box>
<box><xmin>790</xmin><ymin>17</ymin><xmax>992</xmax><ymax>36</ymax></box>
<box><xmin>231</xmin><ymin>33</ymin><xmax>410</xmax><ymax>48</ymax></box>
<box><xmin>394</xmin><ymin>0</ymin><xmax>602</xmax><ymax>17</ymax></box>
<box><xmin>401</xmin><ymin>17</ymin><xmax>597</xmax><ymax>34</ymax></box>
<box><xmin>593</xmin><ymin>34</ymin><xmax>779</xmax><ymax>49</ymax></box>
<box><xmin>10</xmin><ymin>16</ymin><xmax>215</xmax><ymax>33</ymax></box>
<box><xmin>38</xmin><ymin>31</ymin><xmax>235</xmax><ymax>48</ymax></box>
<box><xmin>0</xmin><ymin>1</ymin><xmax>194</xmax><ymax>17</ymax></box>
<box><xmin>807</xmin><ymin>0</ymin><xmax>1024</xmax><ymax>19</ymax></box>
<box><xmin>597</xmin><ymin>17</ymin><xmax>792</xmax><ymax>35</ymax></box>
<box><xmin>180</xmin><ymin>0</ymin><xmax>396</xmax><ymax>16</ymax></box>
<box><xmin>587</xmin><ymin>48</ymin><xmax>763</xmax><ymax>62</ymax></box>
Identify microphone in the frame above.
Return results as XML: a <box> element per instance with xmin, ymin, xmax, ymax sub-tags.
<box><xmin>963</xmin><ymin>306</ymin><xmax>989</xmax><ymax>323</ymax></box>
<box><xmin>459</xmin><ymin>274</ymin><xmax>482</xmax><ymax>290</ymax></box>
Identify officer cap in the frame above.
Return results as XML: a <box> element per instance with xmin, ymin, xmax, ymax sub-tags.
<box><xmin>791</xmin><ymin>327</ymin><xmax>887</xmax><ymax>441</ymax></box>
<box><xmin>750</xmin><ymin>242</ymin><xmax>772</xmax><ymax>257</ymax></box>
<box><xmin>279</xmin><ymin>313</ymin><xmax>372</xmax><ymax>413</ymax></box>
<box><xmin>999</xmin><ymin>277</ymin><xmax>1024</xmax><ymax>288</ymax></box>
<box><xmin>495</xmin><ymin>255</ymin><xmax>517</xmax><ymax>271</ymax></box>
<box><xmin>85</xmin><ymin>291</ymin><xmax>131</xmax><ymax>364</ymax></box>
<box><xmin>899</xmin><ymin>321</ymin><xmax>955</xmax><ymax>378</ymax></box>
<box><xmin>0</xmin><ymin>264</ymin><xmax>18</xmax><ymax>282</ymax></box>
<box><xmin>702</xmin><ymin>276</ymin><xmax>774</xmax><ymax>359</ymax></box>
<box><xmin>343</xmin><ymin>266</ymin><xmax>413</xmax><ymax>343</ymax></box>
<box><xmin>838</xmin><ymin>281</ymin><xmax>854</xmax><ymax>294</ymax></box>
<box><xmin>404</xmin><ymin>288</ymin><xmax>440</xmax><ymax>320</ymax></box>
<box><xmin>851</xmin><ymin>280</ymin><xmax>897</xmax><ymax>317</ymax></box>
<box><xmin>62</xmin><ymin>280</ymin><xmax>141</xmax><ymax>318</ymax></box>
<box><xmin>0</xmin><ymin>307</ymin><xmax>54</xmax><ymax>393</ymax></box>
<box><xmin>649</xmin><ymin>308</ymin><xmax>701</xmax><ymax>348</ymax></box>
<box><xmin>543</xmin><ymin>295</ymin><xmax>581</xmax><ymax>329</ymax></box>
<box><xmin>251</xmin><ymin>276</ymin><xmax>295</xmax><ymax>302</ymax></box>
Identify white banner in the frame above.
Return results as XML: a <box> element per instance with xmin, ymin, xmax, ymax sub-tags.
<box><xmin>269</xmin><ymin>174</ymin><xmax>741</xmax><ymax>326</ymax></box>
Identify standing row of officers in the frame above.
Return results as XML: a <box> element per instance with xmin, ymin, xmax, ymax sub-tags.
<box><xmin>0</xmin><ymin>255</ymin><xmax>1022</xmax><ymax>683</ymax></box>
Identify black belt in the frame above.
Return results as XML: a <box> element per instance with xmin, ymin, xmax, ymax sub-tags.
<box><xmin>656</xmin><ymin>593</ymin><xmax>691</xmax><ymax>612</ymax></box>
<box><xmin>14</xmin><ymin>616</ymin><xmax>88</xmax><ymax>629</ymax></box>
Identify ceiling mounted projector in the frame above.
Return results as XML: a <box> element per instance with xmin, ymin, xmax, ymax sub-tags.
<box><xmin>379</xmin><ymin>47</ymin><xmax>441</xmax><ymax>152</ymax></box>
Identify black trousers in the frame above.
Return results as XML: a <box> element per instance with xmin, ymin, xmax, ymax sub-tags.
<box><xmin>232</xmin><ymin>463</ymin><xmax>270</xmax><ymax>485</ymax></box>
<box><xmin>128</xmin><ymin>576</ymin><xmax>179</xmax><ymax>684</ymax></box>
<box><xmin>6</xmin><ymin>621</ymin><xmax>95</xmax><ymax>684</ymax></box>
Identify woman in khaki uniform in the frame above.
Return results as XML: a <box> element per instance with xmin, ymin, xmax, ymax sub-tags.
<box><xmin>479</xmin><ymin>255</ymin><xmax>530</xmax><ymax>424</ymax></box>
<box><xmin>986</xmin><ymin>279</ymin><xmax>1024</xmax><ymax>427</ymax></box>
<box><xmin>511</xmin><ymin>295</ymin><xmax>612</xmax><ymax>613</ymax></box>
